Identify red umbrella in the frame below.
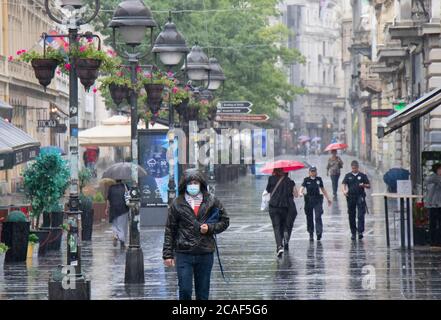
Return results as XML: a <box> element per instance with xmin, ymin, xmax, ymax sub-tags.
<box><xmin>260</xmin><ymin>160</ymin><xmax>306</xmax><ymax>174</ymax></box>
<box><xmin>324</xmin><ymin>143</ymin><xmax>348</xmax><ymax>152</ymax></box>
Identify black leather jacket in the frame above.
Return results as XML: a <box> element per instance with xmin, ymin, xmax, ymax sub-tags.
<box><xmin>162</xmin><ymin>192</ymin><xmax>229</xmax><ymax>259</ymax></box>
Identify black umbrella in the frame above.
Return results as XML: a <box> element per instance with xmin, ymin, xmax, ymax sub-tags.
<box><xmin>102</xmin><ymin>162</ymin><xmax>148</xmax><ymax>181</ymax></box>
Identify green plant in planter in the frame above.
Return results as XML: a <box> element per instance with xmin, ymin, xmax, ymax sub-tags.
<box><xmin>140</xmin><ymin>70</ymin><xmax>173</xmax><ymax>87</ymax></box>
<box><xmin>92</xmin><ymin>191</ymin><xmax>105</xmax><ymax>203</ymax></box>
<box><xmin>79</xmin><ymin>168</ymin><xmax>93</xmax><ymax>194</ymax></box>
<box><xmin>70</xmin><ymin>41</ymin><xmax>117</xmax><ymax>73</ymax></box>
<box><xmin>28</xmin><ymin>234</ymin><xmax>39</xmax><ymax>244</ymax></box>
<box><xmin>169</xmin><ymin>86</ymin><xmax>192</xmax><ymax>106</ymax></box>
<box><xmin>6</xmin><ymin>210</ymin><xmax>28</xmax><ymax>222</ymax></box>
<box><xmin>0</xmin><ymin>243</ymin><xmax>9</xmax><ymax>254</ymax></box>
<box><xmin>22</xmin><ymin>152</ymin><xmax>70</xmax><ymax>228</ymax></box>
<box><xmin>79</xmin><ymin>193</ymin><xmax>93</xmax><ymax>212</ymax></box>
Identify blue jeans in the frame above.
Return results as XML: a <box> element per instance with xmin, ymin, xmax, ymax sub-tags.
<box><xmin>176</xmin><ymin>252</ymin><xmax>214</xmax><ymax>300</ymax></box>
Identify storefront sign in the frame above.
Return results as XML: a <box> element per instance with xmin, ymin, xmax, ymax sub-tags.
<box><xmin>370</xmin><ymin>109</ymin><xmax>394</xmax><ymax>117</ymax></box>
<box><xmin>38</xmin><ymin>119</ymin><xmax>58</xmax><ymax>128</ymax></box>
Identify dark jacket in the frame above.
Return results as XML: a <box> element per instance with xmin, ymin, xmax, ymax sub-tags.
<box><xmin>266</xmin><ymin>175</ymin><xmax>295</xmax><ymax>208</ymax></box>
<box><xmin>162</xmin><ymin>169</ymin><xmax>230</xmax><ymax>259</ymax></box>
<box><xmin>107</xmin><ymin>183</ymin><xmax>129</xmax><ymax>223</ymax></box>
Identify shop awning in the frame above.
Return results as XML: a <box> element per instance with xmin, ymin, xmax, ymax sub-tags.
<box><xmin>0</xmin><ymin>117</ymin><xmax>40</xmax><ymax>170</ymax></box>
<box><xmin>378</xmin><ymin>87</ymin><xmax>441</xmax><ymax>138</ymax></box>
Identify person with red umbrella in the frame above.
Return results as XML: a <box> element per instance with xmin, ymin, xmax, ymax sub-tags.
<box><xmin>326</xmin><ymin>150</ymin><xmax>344</xmax><ymax>198</ymax></box>
<box><xmin>264</xmin><ymin>161</ymin><xmax>302</xmax><ymax>257</ymax></box>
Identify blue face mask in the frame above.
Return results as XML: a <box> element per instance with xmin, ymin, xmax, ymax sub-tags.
<box><xmin>186</xmin><ymin>184</ymin><xmax>200</xmax><ymax>196</ymax></box>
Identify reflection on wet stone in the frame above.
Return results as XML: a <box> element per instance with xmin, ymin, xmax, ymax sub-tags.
<box><xmin>1</xmin><ymin>155</ymin><xmax>441</xmax><ymax>299</ymax></box>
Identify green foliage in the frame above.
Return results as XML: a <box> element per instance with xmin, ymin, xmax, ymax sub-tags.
<box><xmin>22</xmin><ymin>153</ymin><xmax>70</xmax><ymax>221</ymax></box>
<box><xmin>88</xmin><ymin>0</ymin><xmax>306</xmax><ymax>119</ymax></box>
<box><xmin>61</xmin><ymin>223</ymin><xmax>69</xmax><ymax>232</ymax></box>
<box><xmin>17</xmin><ymin>47</ymin><xmax>66</xmax><ymax>64</ymax></box>
<box><xmin>79</xmin><ymin>193</ymin><xmax>94</xmax><ymax>212</ymax></box>
<box><xmin>170</xmin><ymin>86</ymin><xmax>192</xmax><ymax>106</ymax></box>
<box><xmin>6</xmin><ymin>210</ymin><xmax>28</xmax><ymax>222</ymax></box>
<box><xmin>92</xmin><ymin>191</ymin><xmax>105</xmax><ymax>203</ymax></box>
<box><xmin>71</xmin><ymin>41</ymin><xmax>119</xmax><ymax>73</ymax></box>
<box><xmin>0</xmin><ymin>243</ymin><xmax>9</xmax><ymax>254</ymax></box>
<box><xmin>79</xmin><ymin>168</ymin><xmax>93</xmax><ymax>193</ymax></box>
<box><xmin>28</xmin><ymin>234</ymin><xmax>39</xmax><ymax>244</ymax></box>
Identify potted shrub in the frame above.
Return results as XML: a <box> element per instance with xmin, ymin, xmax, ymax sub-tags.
<box><xmin>0</xmin><ymin>243</ymin><xmax>8</xmax><ymax>269</ymax></box>
<box><xmin>79</xmin><ymin>194</ymin><xmax>94</xmax><ymax>241</ymax></box>
<box><xmin>100</xmin><ymin>73</ymin><xmax>131</xmax><ymax>106</ymax></box>
<box><xmin>1</xmin><ymin>211</ymin><xmax>30</xmax><ymax>262</ymax></box>
<box><xmin>92</xmin><ymin>191</ymin><xmax>106</xmax><ymax>224</ymax></box>
<box><xmin>414</xmin><ymin>201</ymin><xmax>430</xmax><ymax>246</ymax></box>
<box><xmin>16</xmin><ymin>48</ymin><xmax>66</xmax><ymax>88</ymax></box>
<box><xmin>27</xmin><ymin>233</ymin><xmax>39</xmax><ymax>260</ymax></box>
<box><xmin>171</xmin><ymin>85</ymin><xmax>191</xmax><ymax>117</ymax></box>
<box><xmin>22</xmin><ymin>152</ymin><xmax>69</xmax><ymax>254</ymax></box>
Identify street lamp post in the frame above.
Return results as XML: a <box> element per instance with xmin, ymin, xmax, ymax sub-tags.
<box><xmin>152</xmin><ymin>14</ymin><xmax>189</xmax><ymax>206</ymax></box>
<box><xmin>109</xmin><ymin>0</ymin><xmax>157</xmax><ymax>284</ymax></box>
<box><xmin>44</xmin><ymin>0</ymin><xmax>101</xmax><ymax>300</ymax></box>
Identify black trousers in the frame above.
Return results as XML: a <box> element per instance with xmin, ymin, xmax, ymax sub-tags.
<box><xmin>330</xmin><ymin>174</ymin><xmax>340</xmax><ymax>196</ymax></box>
<box><xmin>269</xmin><ymin>206</ymin><xmax>289</xmax><ymax>250</ymax></box>
<box><xmin>347</xmin><ymin>195</ymin><xmax>366</xmax><ymax>235</ymax></box>
<box><xmin>430</xmin><ymin>208</ymin><xmax>441</xmax><ymax>246</ymax></box>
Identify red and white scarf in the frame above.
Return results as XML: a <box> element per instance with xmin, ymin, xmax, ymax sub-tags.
<box><xmin>185</xmin><ymin>193</ymin><xmax>203</xmax><ymax>216</ymax></box>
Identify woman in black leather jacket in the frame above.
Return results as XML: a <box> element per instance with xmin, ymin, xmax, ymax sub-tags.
<box><xmin>163</xmin><ymin>169</ymin><xmax>229</xmax><ymax>300</ymax></box>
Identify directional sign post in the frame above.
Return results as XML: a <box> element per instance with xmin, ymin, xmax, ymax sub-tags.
<box><xmin>217</xmin><ymin>107</ymin><xmax>251</xmax><ymax>114</ymax></box>
<box><xmin>216</xmin><ymin>114</ymin><xmax>270</xmax><ymax>122</ymax></box>
<box><xmin>217</xmin><ymin>101</ymin><xmax>253</xmax><ymax>109</ymax></box>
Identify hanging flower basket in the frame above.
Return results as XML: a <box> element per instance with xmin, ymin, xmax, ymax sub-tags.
<box><xmin>109</xmin><ymin>83</ymin><xmax>129</xmax><ymax>106</ymax></box>
<box><xmin>31</xmin><ymin>59</ymin><xmax>59</xmax><ymax>88</ymax></box>
<box><xmin>174</xmin><ymin>98</ymin><xmax>189</xmax><ymax>117</ymax></box>
<box><xmin>75</xmin><ymin>58</ymin><xmax>102</xmax><ymax>91</ymax></box>
<box><xmin>144</xmin><ymin>83</ymin><xmax>164</xmax><ymax>112</ymax></box>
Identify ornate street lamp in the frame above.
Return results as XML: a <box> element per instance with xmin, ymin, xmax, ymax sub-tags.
<box><xmin>109</xmin><ymin>0</ymin><xmax>157</xmax><ymax>47</ymax></box>
<box><xmin>43</xmin><ymin>0</ymin><xmax>101</xmax><ymax>300</ymax></box>
<box><xmin>184</xmin><ymin>44</ymin><xmax>211</xmax><ymax>82</ymax></box>
<box><xmin>205</xmin><ymin>58</ymin><xmax>225</xmax><ymax>91</ymax></box>
<box><xmin>109</xmin><ymin>0</ymin><xmax>157</xmax><ymax>285</ymax></box>
<box><xmin>153</xmin><ymin>15</ymin><xmax>189</xmax><ymax>205</ymax></box>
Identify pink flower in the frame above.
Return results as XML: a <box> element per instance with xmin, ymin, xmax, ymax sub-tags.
<box><xmin>64</xmin><ymin>63</ymin><xmax>71</xmax><ymax>71</ymax></box>
<box><xmin>8</xmin><ymin>56</ymin><xmax>13</xmax><ymax>62</ymax></box>
<box><xmin>184</xmin><ymin>86</ymin><xmax>190</xmax><ymax>92</ymax></box>
<box><xmin>200</xmin><ymin>99</ymin><xmax>209</xmax><ymax>105</ymax></box>
<box><xmin>87</xmin><ymin>37</ymin><xmax>93</xmax><ymax>43</ymax></box>
<box><xmin>56</xmin><ymin>70</ymin><xmax>61</xmax><ymax>75</ymax></box>
<box><xmin>21</xmin><ymin>49</ymin><xmax>26</xmax><ymax>54</ymax></box>
<box><xmin>172</xmin><ymin>87</ymin><xmax>179</xmax><ymax>94</ymax></box>
<box><xmin>93</xmin><ymin>87</ymin><xmax>97</xmax><ymax>93</ymax></box>
<box><xmin>145</xmin><ymin>72</ymin><xmax>152</xmax><ymax>79</ymax></box>
<box><xmin>16</xmin><ymin>50</ymin><xmax>22</xmax><ymax>55</ymax></box>
<box><xmin>167</xmin><ymin>71</ymin><xmax>174</xmax><ymax>78</ymax></box>
<box><xmin>116</xmin><ymin>71</ymin><xmax>123</xmax><ymax>77</ymax></box>
<box><xmin>79</xmin><ymin>46</ymin><xmax>86</xmax><ymax>53</ymax></box>
<box><xmin>107</xmin><ymin>49</ymin><xmax>116</xmax><ymax>57</ymax></box>
<box><xmin>136</xmin><ymin>66</ymin><xmax>142</xmax><ymax>73</ymax></box>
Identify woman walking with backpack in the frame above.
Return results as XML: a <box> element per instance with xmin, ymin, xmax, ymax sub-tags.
<box><xmin>266</xmin><ymin>168</ymin><xmax>299</xmax><ymax>257</ymax></box>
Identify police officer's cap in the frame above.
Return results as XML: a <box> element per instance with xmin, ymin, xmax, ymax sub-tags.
<box><xmin>309</xmin><ymin>166</ymin><xmax>317</xmax><ymax>172</ymax></box>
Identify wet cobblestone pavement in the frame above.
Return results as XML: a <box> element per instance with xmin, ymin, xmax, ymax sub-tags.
<box><xmin>1</xmin><ymin>155</ymin><xmax>441</xmax><ymax>300</ymax></box>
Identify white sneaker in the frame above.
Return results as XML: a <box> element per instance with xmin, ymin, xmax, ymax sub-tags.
<box><xmin>277</xmin><ymin>247</ymin><xmax>284</xmax><ymax>257</ymax></box>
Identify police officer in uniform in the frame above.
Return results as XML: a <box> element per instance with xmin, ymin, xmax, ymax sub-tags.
<box><xmin>299</xmin><ymin>167</ymin><xmax>332</xmax><ymax>241</ymax></box>
<box><xmin>341</xmin><ymin>160</ymin><xmax>371</xmax><ymax>240</ymax></box>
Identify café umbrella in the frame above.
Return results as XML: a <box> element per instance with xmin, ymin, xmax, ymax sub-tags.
<box><xmin>260</xmin><ymin>160</ymin><xmax>306</xmax><ymax>174</ymax></box>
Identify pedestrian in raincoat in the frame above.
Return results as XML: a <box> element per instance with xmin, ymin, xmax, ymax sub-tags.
<box><xmin>341</xmin><ymin>160</ymin><xmax>370</xmax><ymax>240</ymax></box>
<box><xmin>163</xmin><ymin>169</ymin><xmax>229</xmax><ymax>300</ymax></box>
<box><xmin>266</xmin><ymin>168</ymin><xmax>298</xmax><ymax>257</ymax></box>
<box><xmin>425</xmin><ymin>163</ymin><xmax>441</xmax><ymax>246</ymax></box>
<box><xmin>299</xmin><ymin>167</ymin><xmax>332</xmax><ymax>241</ymax></box>
<box><xmin>326</xmin><ymin>150</ymin><xmax>344</xmax><ymax>198</ymax></box>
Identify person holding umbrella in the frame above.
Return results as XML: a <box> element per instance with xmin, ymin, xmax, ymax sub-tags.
<box><xmin>263</xmin><ymin>160</ymin><xmax>302</xmax><ymax>257</ymax></box>
<box><xmin>341</xmin><ymin>160</ymin><xmax>370</xmax><ymax>240</ymax></box>
<box><xmin>325</xmin><ymin>143</ymin><xmax>347</xmax><ymax>198</ymax></box>
<box><xmin>299</xmin><ymin>166</ymin><xmax>332</xmax><ymax>241</ymax></box>
<box><xmin>424</xmin><ymin>163</ymin><xmax>441</xmax><ymax>246</ymax></box>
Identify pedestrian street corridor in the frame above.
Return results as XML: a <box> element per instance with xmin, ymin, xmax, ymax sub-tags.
<box><xmin>1</xmin><ymin>155</ymin><xmax>441</xmax><ymax>300</ymax></box>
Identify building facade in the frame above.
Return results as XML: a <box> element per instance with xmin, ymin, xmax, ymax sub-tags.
<box><xmin>281</xmin><ymin>0</ymin><xmax>345</xmax><ymax>149</ymax></box>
